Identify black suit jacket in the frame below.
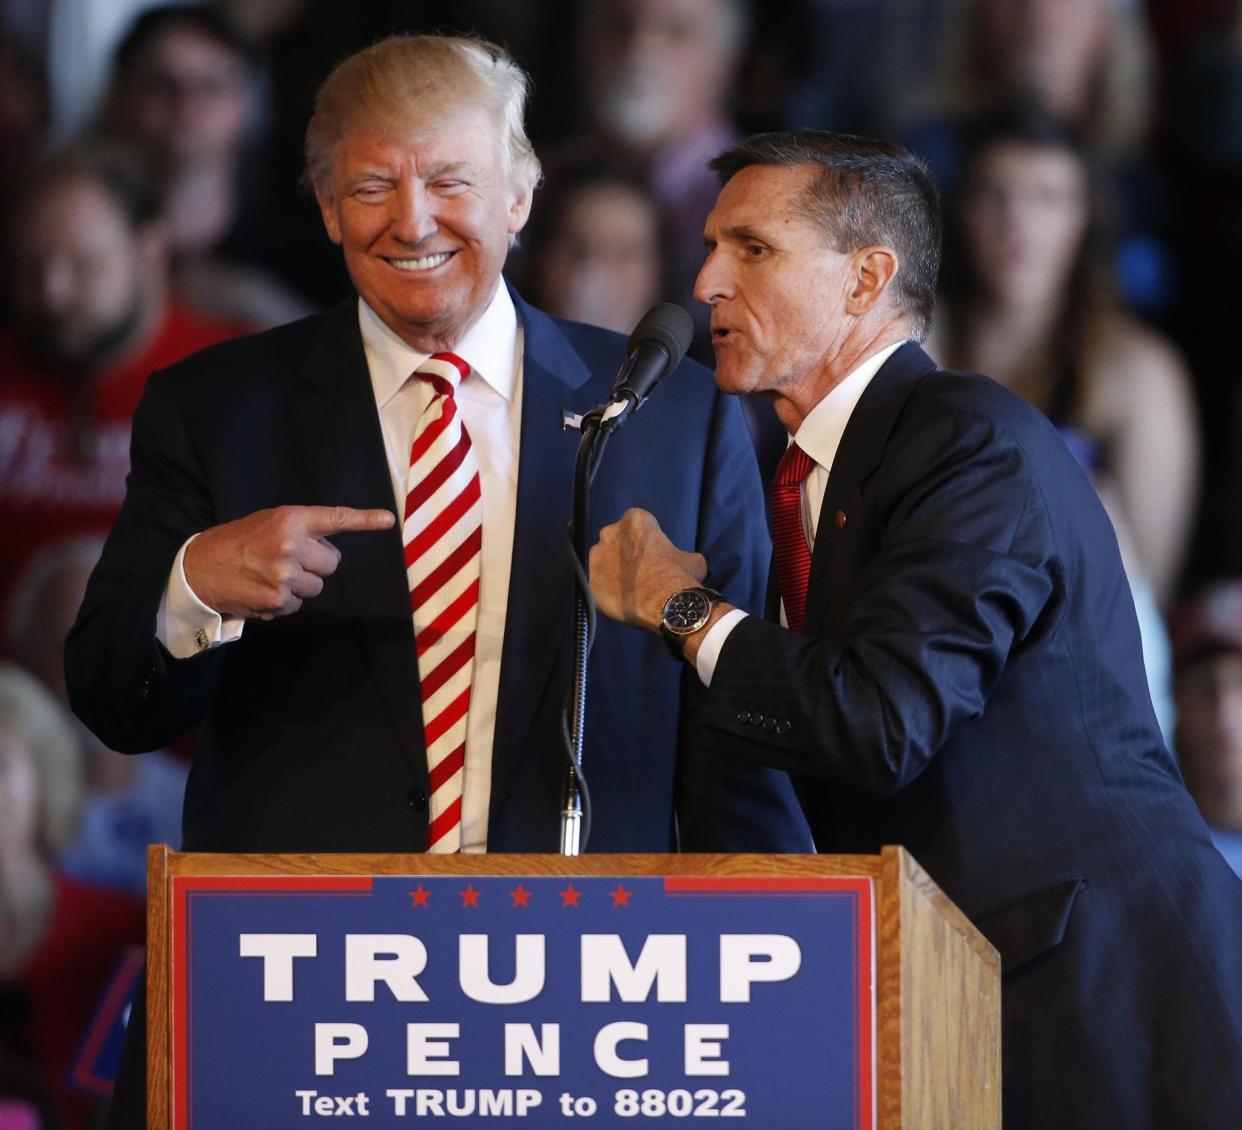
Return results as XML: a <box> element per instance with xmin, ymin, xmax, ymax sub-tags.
<box><xmin>699</xmin><ymin>343</ymin><xmax>1242</xmax><ymax>1129</ymax></box>
<box><xmin>65</xmin><ymin>290</ymin><xmax>812</xmax><ymax>855</ymax></box>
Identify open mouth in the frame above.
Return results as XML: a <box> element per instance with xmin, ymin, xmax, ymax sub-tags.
<box><xmin>386</xmin><ymin>251</ymin><xmax>455</xmax><ymax>272</ymax></box>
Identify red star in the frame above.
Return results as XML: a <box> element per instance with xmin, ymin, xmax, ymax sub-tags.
<box><xmin>459</xmin><ymin>883</ymin><xmax>482</xmax><ymax>908</ymax></box>
<box><xmin>559</xmin><ymin>883</ymin><xmax>582</xmax><ymax>908</ymax></box>
<box><xmin>610</xmin><ymin>884</ymin><xmax>632</xmax><ymax>908</ymax></box>
<box><xmin>409</xmin><ymin>883</ymin><xmax>431</xmax><ymax>908</ymax></box>
<box><xmin>509</xmin><ymin>883</ymin><xmax>532</xmax><ymax>908</ymax></box>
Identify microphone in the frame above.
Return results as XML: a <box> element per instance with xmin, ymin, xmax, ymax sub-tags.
<box><xmin>602</xmin><ymin>303</ymin><xmax>694</xmax><ymax>425</ymax></box>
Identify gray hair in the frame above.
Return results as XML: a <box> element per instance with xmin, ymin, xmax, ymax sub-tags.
<box><xmin>710</xmin><ymin>130</ymin><xmax>942</xmax><ymax>341</ymax></box>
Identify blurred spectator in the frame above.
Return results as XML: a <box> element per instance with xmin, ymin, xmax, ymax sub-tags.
<box><xmin>0</xmin><ymin>140</ymin><xmax>246</xmax><ymax>611</ymax></box>
<box><xmin>936</xmin><ymin>0</ymin><xmax>1151</xmax><ymax>157</ymax></box>
<box><xmin>0</xmin><ymin>0</ymin><xmax>153</xmax><ymax>141</ymax></box>
<box><xmin>5</xmin><ymin>537</ymin><xmax>185</xmax><ymax>897</ymax></box>
<box><xmin>931</xmin><ymin>107</ymin><xmax>1198</xmax><ymax>608</ymax></box>
<box><xmin>522</xmin><ymin>168</ymin><xmax>665</xmax><ymax>335</ymax></box>
<box><xmin>0</xmin><ymin>663</ymin><xmax>144</xmax><ymax>1130</ymax></box>
<box><xmin>560</xmin><ymin>0</ymin><xmax>747</xmax><ymax>335</ymax></box>
<box><xmin>101</xmin><ymin>3</ymin><xmax>332</xmax><ymax>323</ymax></box>
<box><xmin>907</xmin><ymin>0</ymin><xmax>1170</xmax><ymax>314</ymax></box>
<box><xmin>1171</xmin><ymin>580</ymin><xmax>1242</xmax><ymax>877</ymax></box>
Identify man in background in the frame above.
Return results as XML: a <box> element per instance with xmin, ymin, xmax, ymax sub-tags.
<box><xmin>0</xmin><ymin>140</ymin><xmax>245</xmax><ymax>611</ymax></box>
<box><xmin>1172</xmin><ymin>579</ymin><xmax>1242</xmax><ymax>877</ymax></box>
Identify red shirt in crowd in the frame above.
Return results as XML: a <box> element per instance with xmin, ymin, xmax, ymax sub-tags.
<box><xmin>0</xmin><ymin>304</ymin><xmax>247</xmax><ymax>611</ymax></box>
<box><xmin>15</xmin><ymin>871</ymin><xmax>145</xmax><ymax>1130</ymax></box>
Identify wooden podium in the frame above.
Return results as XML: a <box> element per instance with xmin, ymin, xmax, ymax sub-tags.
<box><xmin>147</xmin><ymin>845</ymin><xmax>999</xmax><ymax>1129</ymax></box>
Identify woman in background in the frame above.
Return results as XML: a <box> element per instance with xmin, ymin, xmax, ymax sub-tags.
<box><xmin>0</xmin><ymin>663</ymin><xmax>144</xmax><ymax>1130</ymax></box>
<box><xmin>929</xmin><ymin>107</ymin><xmax>1200</xmax><ymax>737</ymax></box>
<box><xmin>931</xmin><ymin>106</ymin><xmax>1198</xmax><ymax>607</ymax></box>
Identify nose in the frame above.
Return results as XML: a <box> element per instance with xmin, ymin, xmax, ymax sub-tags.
<box><xmin>693</xmin><ymin>249</ymin><xmax>731</xmax><ymax>307</ymax></box>
<box><xmin>26</xmin><ymin>255</ymin><xmax>76</xmax><ymax>314</ymax></box>
<box><xmin>390</xmin><ymin>179</ymin><xmax>437</xmax><ymax>245</ymax></box>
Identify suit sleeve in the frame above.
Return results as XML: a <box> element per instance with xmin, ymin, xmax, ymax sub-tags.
<box><xmin>674</xmin><ymin>386</ymin><xmax>816</xmax><ymax>851</ymax></box>
<box><xmin>698</xmin><ymin>408</ymin><xmax>1061</xmax><ymax>797</ymax></box>
<box><xmin>65</xmin><ymin>370</ymin><xmax>227</xmax><ymax>753</ymax></box>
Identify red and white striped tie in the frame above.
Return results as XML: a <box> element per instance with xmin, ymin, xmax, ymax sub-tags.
<box><xmin>403</xmin><ymin>352</ymin><xmax>481</xmax><ymax>853</ymax></box>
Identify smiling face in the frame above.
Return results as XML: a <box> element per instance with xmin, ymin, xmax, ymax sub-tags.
<box><xmin>315</xmin><ymin>104</ymin><xmax>532</xmax><ymax>352</ymax></box>
<box><xmin>695</xmin><ymin>163</ymin><xmax>858</xmax><ymax>427</ymax></box>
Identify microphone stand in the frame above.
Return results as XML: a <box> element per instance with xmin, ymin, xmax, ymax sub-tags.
<box><xmin>558</xmin><ymin>394</ymin><xmax>638</xmax><ymax>856</ymax></box>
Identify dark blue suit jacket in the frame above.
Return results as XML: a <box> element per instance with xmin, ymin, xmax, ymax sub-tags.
<box><xmin>699</xmin><ymin>343</ymin><xmax>1242</xmax><ymax>1129</ymax></box>
<box><xmin>65</xmin><ymin>290</ymin><xmax>812</xmax><ymax>855</ymax></box>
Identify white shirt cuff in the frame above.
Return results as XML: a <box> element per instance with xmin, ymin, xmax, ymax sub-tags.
<box><xmin>157</xmin><ymin>535</ymin><xmax>245</xmax><ymax>658</ymax></box>
<box><xmin>693</xmin><ymin>608</ymin><xmax>748</xmax><ymax>687</ymax></box>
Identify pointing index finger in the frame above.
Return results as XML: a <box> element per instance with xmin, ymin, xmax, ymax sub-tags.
<box><xmin>301</xmin><ymin>505</ymin><xmax>396</xmax><ymax>537</ymax></box>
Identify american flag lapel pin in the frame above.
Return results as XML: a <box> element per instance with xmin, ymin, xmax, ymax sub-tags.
<box><xmin>835</xmin><ymin>510</ymin><xmax>847</xmax><ymax>529</ymax></box>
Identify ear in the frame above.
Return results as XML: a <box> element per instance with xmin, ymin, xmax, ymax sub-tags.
<box><xmin>844</xmin><ymin>246</ymin><xmax>900</xmax><ymax>317</ymax></box>
<box><xmin>315</xmin><ymin>183</ymin><xmax>343</xmax><ymax>246</ymax></box>
<box><xmin>507</xmin><ymin>186</ymin><xmax>533</xmax><ymax>238</ymax></box>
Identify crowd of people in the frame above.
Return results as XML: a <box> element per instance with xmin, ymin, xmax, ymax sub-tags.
<box><xmin>2</xmin><ymin>1</ymin><xmax>1241</xmax><ymax>1125</ymax></box>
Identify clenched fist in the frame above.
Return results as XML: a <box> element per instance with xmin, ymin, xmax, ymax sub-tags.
<box><xmin>588</xmin><ymin>507</ymin><xmax>710</xmax><ymax>632</ymax></box>
<box><xmin>184</xmin><ymin>505</ymin><xmax>395</xmax><ymax>620</ymax></box>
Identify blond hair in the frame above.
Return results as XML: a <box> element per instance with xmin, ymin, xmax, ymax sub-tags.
<box><xmin>0</xmin><ymin>661</ymin><xmax>83</xmax><ymax>854</ymax></box>
<box><xmin>305</xmin><ymin>34</ymin><xmax>541</xmax><ymax>199</ymax></box>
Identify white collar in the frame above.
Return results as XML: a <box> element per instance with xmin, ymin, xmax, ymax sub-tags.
<box><xmin>792</xmin><ymin>341</ymin><xmax>905</xmax><ymax>471</ymax></box>
<box><xmin>359</xmin><ymin>281</ymin><xmax>519</xmax><ymax>408</ymax></box>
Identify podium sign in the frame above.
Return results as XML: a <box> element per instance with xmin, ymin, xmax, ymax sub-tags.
<box><xmin>168</xmin><ymin>873</ymin><xmax>874</xmax><ymax>1129</ymax></box>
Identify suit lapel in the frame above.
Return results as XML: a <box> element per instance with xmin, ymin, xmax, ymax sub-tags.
<box><xmin>488</xmin><ymin>291</ymin><xmax>594</xmax><ymax>812</ymax></box>
<box><xmin>805</xmin><ymin>342</ymin><xmax>938</xmax><ymax>630</ymax></box>
<box><xmin>290</xmin><ymin>300</ymin><xmax>426</xmax><ymax>775</ymax></box>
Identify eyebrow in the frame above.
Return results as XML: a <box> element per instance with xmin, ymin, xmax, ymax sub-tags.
<box><xmin>342</xmin><ymin>160</ymin><xmax>474</xmax><ymax>190</ymax></box>
<box><xmin>343</xmin><ymin>169</ymin><xmax>393</xmax><ymax>190</ymax></box>
<box><xmin>704</xmin><ymin>222</ymin><xmax>773</xmax><ymax>248</ymax></box>
<box><xmin>422</xmin><ymin>160</ymin><xmax>475</xmax><ymax>181</ymax></box>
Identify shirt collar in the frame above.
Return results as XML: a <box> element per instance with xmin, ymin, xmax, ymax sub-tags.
<box><xmin>792</xmin><ymin>341</ymin><xmax>905</xmax><ymax>472</ymax></box>
<box><xmin>359</xmin><ymin>280</ymin><xmax>519</xmax><ymax>409</ymax></box>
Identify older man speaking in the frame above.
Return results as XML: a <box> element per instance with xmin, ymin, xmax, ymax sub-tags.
<box><xmin>590</xmin><ymin>131</ymin><xmax>1242</xmax><ymax>1130</ymax></box>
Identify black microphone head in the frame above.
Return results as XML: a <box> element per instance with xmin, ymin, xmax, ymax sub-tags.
<box><xmin>627</xmin><ymin>303</ymin><xmax>694</xmax><ymax>371</ymax></box>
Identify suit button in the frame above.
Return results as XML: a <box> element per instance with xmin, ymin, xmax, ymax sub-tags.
<box><xmin>736</xmin><ymin>711</ymin><xmax>751</xmax><ymax>724</ymax></box>
<box><xmin>776</xmin><ymin>720</ymin><xmax>792</xmax><ymax>736</ymax></box>
<box><xmin>407</xmin><ymin>788</ymin><xmax>427</xmax><ymax>811</ymax></box>
<box><xmin>762</xmin><ymin>716</ymin><xmax>777</xmax><ymax>732</ymax></box>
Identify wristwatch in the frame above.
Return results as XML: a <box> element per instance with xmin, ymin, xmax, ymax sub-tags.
<box><xmin>659</xmin><ymin>587</ymin><xmax>723</xmax><ymax>658</ymax></box>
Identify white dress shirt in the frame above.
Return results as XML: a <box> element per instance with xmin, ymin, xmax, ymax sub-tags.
<box><xmin>157</xmin><ymin>282</ymin><xmax>524</xmax><ymax>852</ymax></box>
<box><xmin>694</xmin><ymin>341</ymin><xmax>905</xmax><ymax>686</ymax></box>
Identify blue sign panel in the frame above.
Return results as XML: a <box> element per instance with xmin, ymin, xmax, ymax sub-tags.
<box><xmin>171</xmin><ymin>874</ymin><xmax>874</xmax><ymax>1128</ymax></box>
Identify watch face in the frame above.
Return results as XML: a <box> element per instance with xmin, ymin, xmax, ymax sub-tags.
<box><xmin>664</xmin><ymin>589</ymin><xmax>711</xmax><ymax>634</ymax></box>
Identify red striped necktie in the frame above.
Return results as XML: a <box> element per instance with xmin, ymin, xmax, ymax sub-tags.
<box><xmin>771</xmin><ymin>443</ymin><xmax>815</xmax><ymax>632</ymax></box>
<box><xmin>403</xmin><ymin>352</ymin><xmax>481</xmax><ymax>854</ymax></box>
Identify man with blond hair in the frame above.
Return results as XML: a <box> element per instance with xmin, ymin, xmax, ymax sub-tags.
<box><xmin>67</xmin><ymin>35</ymin><xmax>809</xmax><ymax>1127</ymax></box>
